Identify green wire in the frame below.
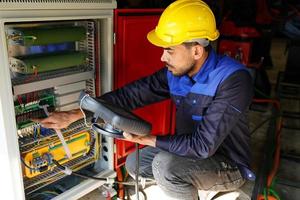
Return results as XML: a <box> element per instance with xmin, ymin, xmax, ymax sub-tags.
<box><xmin>264</xmin><ymin>188</ymin><xmax>268</xmax><ymax>200</ymax></box>
<box><xmin>269</xmin><ymin>188</ymin><xmax>281</xmax><ymax>200</ymax></box>
<box><xmin>262</xmin><ymin>186</ymin><xmax>281</xmax><ymax>200</ymax></box>
<box><xmin>23</xmin><ymin>35</ymin><xmax>37</xmax><ymax>40</ymax></box>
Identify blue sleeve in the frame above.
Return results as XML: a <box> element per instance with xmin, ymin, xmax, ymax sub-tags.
<box><xmin>156</xmin><ymin>70</ymin><xmax>253</xmax><ymax>158</ymax></box>
<box><xmin>99</xmin><ymin>67</ymin><xmax>170</xmax><ymax>110</ymax></box>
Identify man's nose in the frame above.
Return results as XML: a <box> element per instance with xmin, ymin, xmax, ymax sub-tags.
<box><xmin>161</xmin><ymin>50</ymin><xmax>168</xmax><ymax>62</ymax></box>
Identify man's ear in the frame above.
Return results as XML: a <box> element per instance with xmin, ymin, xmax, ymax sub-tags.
<box><xmin>193</xmin><ymin>45</ymin><xmax>204</xmax><ymax>60</ymax></box>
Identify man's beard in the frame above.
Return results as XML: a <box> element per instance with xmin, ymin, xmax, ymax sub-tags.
<box><xmin>166</xmin><ymin>62</ymin><xmax>195</xmax><ymax>77</ymax></box>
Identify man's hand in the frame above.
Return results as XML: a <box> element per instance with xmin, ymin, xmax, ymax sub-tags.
<box><xmin>32</xmin><ymin>109</ymin><xmax>83</xmax><ymax>129</ymax></box>
<box><xmin>122</xmin><ymin>132</ymin><xmax>157</xmax><ymax>147</ymax></box>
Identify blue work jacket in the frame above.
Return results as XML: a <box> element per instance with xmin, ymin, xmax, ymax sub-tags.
<box><xmin>101</xmin><ymin>49</ymin><xmax>255</xmax><ymax>180</ymax></box>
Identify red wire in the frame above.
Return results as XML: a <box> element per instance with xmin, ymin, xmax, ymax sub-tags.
<box><xmin>17</xmin><ymin>95</ymin><xmax>23</xmax><ymax>105</ymax></box>
<box><xmin>253</xmin><ymin>98</ymin><xmax>282</xmax><ymax>200</ymax></box>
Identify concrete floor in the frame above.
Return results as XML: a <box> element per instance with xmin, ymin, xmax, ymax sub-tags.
<box><xmin>79</xmin><ymin>37</ymin><xmax>300</xmax><ymax>200</ymax></box>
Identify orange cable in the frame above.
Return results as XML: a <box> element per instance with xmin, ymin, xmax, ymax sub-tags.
<box><xmin>253</xmin><ymin>98</ymin><xmax>282</xmax><ymax>200</ymax></box>
<box><xmin>116</xmin><ymin>167</ymin><xmax>125</xmax><ymax>199</ymax></box>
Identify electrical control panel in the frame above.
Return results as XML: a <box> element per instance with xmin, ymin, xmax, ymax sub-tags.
<box><xmin>5</xmin><ymin>20</ymin><xmax>100</xmax><ymax>198</ymax></box>
<box><xmin>1</xmin><ymin>14</ymin><xmax>115</xmax><ymax>199</ymax></box>
<box><xmin>0</xmin><ymin>1</ymin><xmax>116</xmax><ymax>200</ymax></box>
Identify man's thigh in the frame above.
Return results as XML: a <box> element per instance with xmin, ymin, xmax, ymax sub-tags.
<box><xmin>153</xmin><ymin>151</ymin><xmax>245</xmax><ymax>191</ymax></box>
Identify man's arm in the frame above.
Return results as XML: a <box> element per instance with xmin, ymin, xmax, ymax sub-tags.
<box><xmin>123</xmin><ymin>132</ymin><xmax>156</xmax><ymax>147</ymax></box>
<box><xmin>33</xmin><ymin>109</ymin><xmax>83</xmax><ymax>129</ymax></box>
<box><xmin>35</xmin><ymin>68</ymin><xmax>170</xmax><ymax>129</ymax></box>
<box><xmin>100</xmin><ymin>67</ymin><xmax>170</xmax><ymax>109</ymax></box>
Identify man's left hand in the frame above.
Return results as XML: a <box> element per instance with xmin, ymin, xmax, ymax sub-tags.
<box><xmin>122</xmin><ymin>132</ymin><xmax>156</xmax><ymax>147</ymax></box>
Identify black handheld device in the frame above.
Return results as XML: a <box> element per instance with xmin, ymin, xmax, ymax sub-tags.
<box><xmin>79</xmin><ymin>91</ymin><xmax>152</xmax><ymax>138</ymax></box>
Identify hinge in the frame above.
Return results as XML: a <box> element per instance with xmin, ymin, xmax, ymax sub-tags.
<box><xmin>113</xmin><ymin>32</ymin><xmax>116</xmax><ymax>45</ymax></box>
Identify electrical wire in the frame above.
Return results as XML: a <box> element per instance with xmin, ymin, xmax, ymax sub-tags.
<box><xmin>52</xmin><ymin>159</ymin><xmax>105</xmax><ymax>180</ymax></box>
<box><xmin>52</xmin><ymin>159</ymin><xmax>156</xmax><ymax>186</ymax></box>
<box><xmin>79</xmin><ymin>93</ymin><xmax>107</xmax><ymax>134</ymax></box>
<box><xmin>20</xmin><ymin>157</ymin><xmax>36</xmax><ymax>170</ymax></box>
<box><xmin>79</xmin><ymin>93</ymin><xmax>92</xmax><ymax>128</ymax></box>
<box><xmin>123</xmin><ymin>173</ymin><xmax>148</xmax><ymax>200</ymax></box>
<box><xmin>253</xmin><ymin>98</ymin><xmax>283</xmax><ymax>200</ymax></box>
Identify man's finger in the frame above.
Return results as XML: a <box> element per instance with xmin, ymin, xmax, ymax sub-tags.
<box><xmin>39</xmin><ymin>122</ymin><xmax>58</xmax><ymax>129</ymax></box>
<box><xmin>123</xmin><ymin>132</ymin><xmax>133</xmax><ymax>140</ymax></box>
<box><xmin>37</xmin><ymin>117</ymin><xmax>57</xmax><ymax>124</ymax></box>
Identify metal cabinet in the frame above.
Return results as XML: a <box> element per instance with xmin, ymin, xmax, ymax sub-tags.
<box><xmin>0</xmin><ymin>1</ymin><xmax>117</xmax><ymax>199</ymax></box>
<box><xmin>113</xmin><ymin>9</ymin><xmax>175</xmax><ymax>168</ymax></box>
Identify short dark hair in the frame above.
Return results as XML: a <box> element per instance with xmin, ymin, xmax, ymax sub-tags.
<box><xmin>182</xmin><ymin>42</ymin><xmax>211</xmax><ymax>52</ymax></box>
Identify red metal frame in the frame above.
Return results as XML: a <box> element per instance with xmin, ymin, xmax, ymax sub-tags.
<box><xmin>113</xmin><ymin>9</ymin><xmax>175</xmax><ymax>169</ymax></box>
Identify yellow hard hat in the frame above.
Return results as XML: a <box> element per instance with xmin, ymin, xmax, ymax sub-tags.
<box><xmin>147</xmin><ymin>0</ymin><xmax>220</xmax><ymax>48</ymax></box>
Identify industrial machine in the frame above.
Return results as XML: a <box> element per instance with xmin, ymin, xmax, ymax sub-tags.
<box><xmin>0</xmin><ymin>1</ymin><xmax>117</xmax><ymax>199</ymax></box>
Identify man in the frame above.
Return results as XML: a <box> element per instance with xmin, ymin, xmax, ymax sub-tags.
<box><xmin>36</xmin><ymin>0</ymin><xmax>254</xmax><ymax>199</ymax></box>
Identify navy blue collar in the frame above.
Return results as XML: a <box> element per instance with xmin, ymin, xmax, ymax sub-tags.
<box><xmin>192</xmin><ymin>49</ymin><xmax>218</xmax><ymax>84</ymax></box>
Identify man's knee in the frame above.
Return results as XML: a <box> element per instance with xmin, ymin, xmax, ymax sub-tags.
<box><xmin>152</xmin><ymin>152</ymin><xmax>177</xmax><ymax>182</ymax></box>
<box><xmin>152</xmin><ymin>152</ymin><xmax>198</xmax><ymax>199</ymax></box>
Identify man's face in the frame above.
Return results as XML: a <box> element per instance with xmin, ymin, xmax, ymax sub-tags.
<box><xmin>161</xmin><ymin>44</ymin><xmax>197</xmax><ymax>76</ymax></box>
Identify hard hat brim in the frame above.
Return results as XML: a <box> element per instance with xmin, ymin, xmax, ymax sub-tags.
<box><xmin>147</xmin><ymin>29</ymin><xmax>180</xmax><ymax>48</ymax></box>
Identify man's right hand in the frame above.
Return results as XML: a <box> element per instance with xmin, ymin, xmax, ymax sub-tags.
<box><xmin>32</xmin><ymin>109</ymin><xmax>84</xmax><ymax>129</ymax></box>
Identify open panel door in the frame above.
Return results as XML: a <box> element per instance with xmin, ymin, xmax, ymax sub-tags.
<box><xmin>113</xmin><ymin>9</ymin><xmax>175</xmax><ymax>169</ymax></box>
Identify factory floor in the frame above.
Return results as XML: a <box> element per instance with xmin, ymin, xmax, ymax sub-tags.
<box><xmin>79</xmin><ymin>37</ymin><xmax>300</xmax><ymax>200</ymax></box>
